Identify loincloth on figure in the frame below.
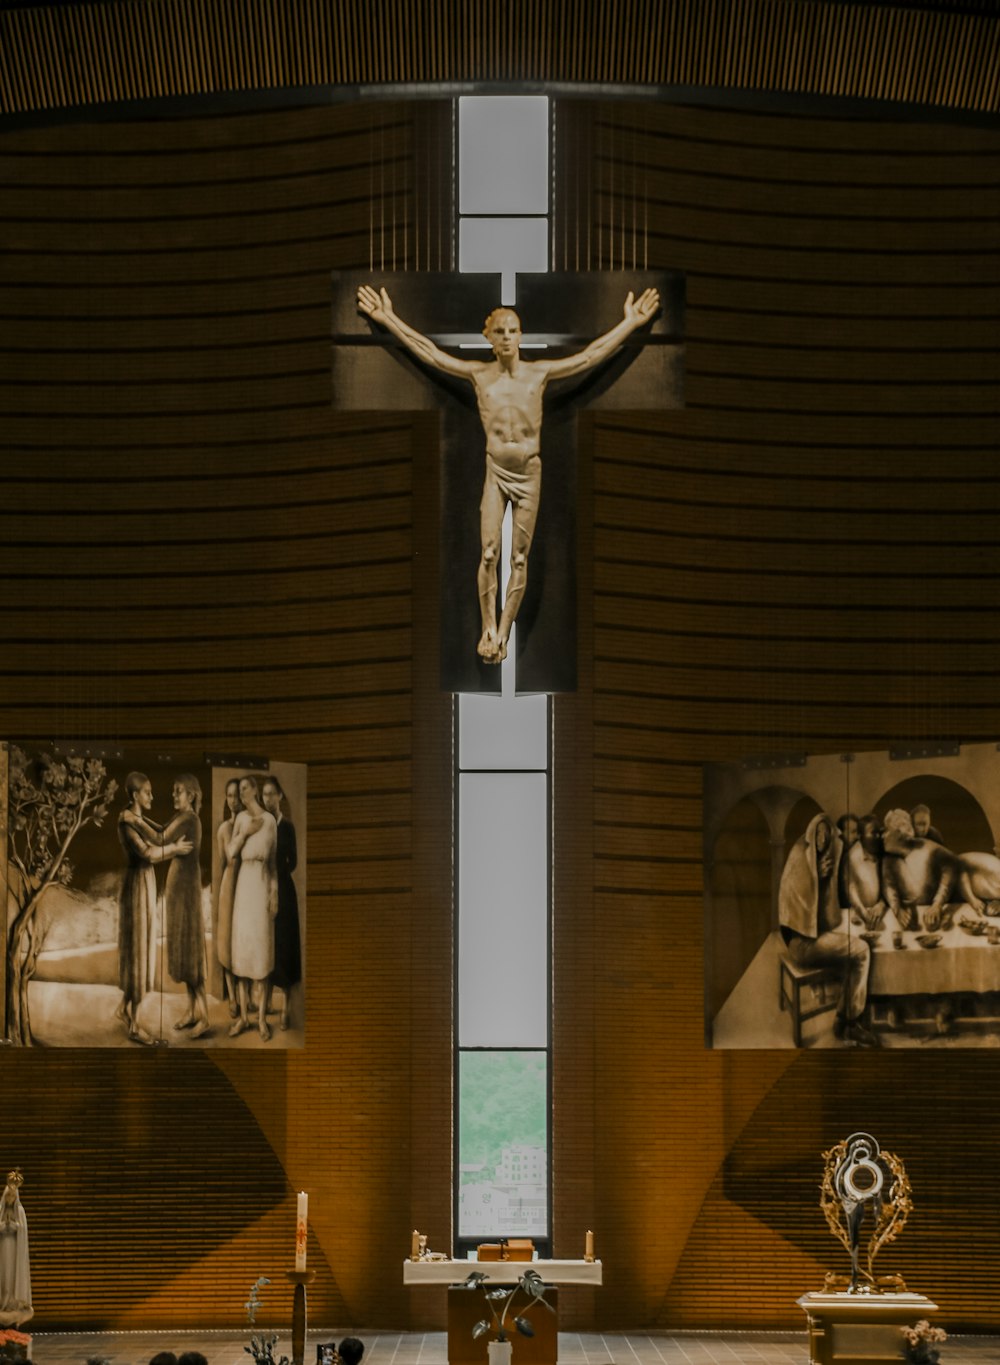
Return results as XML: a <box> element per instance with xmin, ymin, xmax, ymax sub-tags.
<box><xmin>482</xmin><ymin>452</ymin><xmax>542</xmax><ymax>547</ymax></box>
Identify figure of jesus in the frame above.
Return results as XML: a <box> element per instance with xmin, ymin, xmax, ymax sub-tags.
<box><xmin>357</xmin><ymin>284</ymin><xmax>660</xmax><ymax>664</ymax></box>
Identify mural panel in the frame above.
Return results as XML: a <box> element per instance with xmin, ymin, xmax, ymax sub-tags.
<box><xmin>2</xmin><ymin>743</ymin><xmax>305</xmax><ymax>1048</ymax></box>
<box><xmin>704</xmin><ymin>742</ymin><xmax>1000</xmax><ymax>1049</ymax></box>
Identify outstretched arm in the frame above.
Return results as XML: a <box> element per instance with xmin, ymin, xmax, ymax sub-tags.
<box><xmin>357</xmin><ymin>285</ymin><xmax>477</xmax><ymax>379</ymax></box>
<box><xmin>544</xmin><ymin>288</ymin><xmax>660</xmax><ymax>381</ymax></box>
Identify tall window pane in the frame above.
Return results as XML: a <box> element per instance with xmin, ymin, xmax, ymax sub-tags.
<box><xmin>458</xmin><ymin>97</ymin><xmax>549</xmax><ymax>214</ymax></box>
<box><xmin>458</xmin><ymin>1050</ymin><xmax>548</xmax><ymax>1239</ymax></box>
<box><xmin>458</xmin><ymin>773</ymin><xmax>548</xmax><ymax>1047</ymax></box>
<box><xmin>459</xmin><ymin>690</ymin><xmax>548</xmax><ymax>771</ymax></box>
<box><xmin>459</xmin><ymin>217</ymin><xmax>549</xmax><ymax>303</ymax></box>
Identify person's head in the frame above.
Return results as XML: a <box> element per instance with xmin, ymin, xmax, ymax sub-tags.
<box><xmin>910</xmin><ymin>803</ymin><xmax>932</xmax><ymax>838</ymax></box>
<box><xmin>836</xmin><ymin>813</ymin><xmax>859</xmax><ymax>847</ymax></box>
<box><xmin>338</xmin><ymin>1339</ymin><xmax>365</xmax><ymax>1365</ymax></box>
<box><xmin>149</xmin><ymin>1353</ymin><xmax>178</xmax><ymax>1365</ymax></box>
<box><xmin>172</xmin><ymin>773</ymin><xmax>202</xmax><ymax>816</ymax></box>
<box><xmin>261</xmin><ymin>776</ymin><xmax>286</xmax><ymax>818</ymax></box>
<box><xmin>224</xmin><ymin>777</ymin><xmax>243</xmax><ymax>821</ymax></box>
<box><xmin>178</xmin><ymin>1353</ymin><xmax>208</xmax><ymax>1365</ymax></box>
<box><xmin>239</xmin><ymin>774</ymin><xmax>261</xmax><ymax>808</ymax></box>
<box><xmin>884</xmin><ymin>808</ymin><xmax>915</xmax><ymax>838</ymax></box>
<box><xmin>482</xmin><ymin>307</ymin><xmax>522</xmax><ymax>360</ymax></box>
<box><xmin>814</xmin><ymin>816</ymin><xmax>832</xmax><ymax>854</ymax></box>
<box><xmin>126</xmin><ymin>771</ymin><xmax>153</xmax><ymax>811</ymax></box>
<box><xmin>859</xmin><ymin>814</ymin><xmax>882</xmax><ymax>855</ymax></box>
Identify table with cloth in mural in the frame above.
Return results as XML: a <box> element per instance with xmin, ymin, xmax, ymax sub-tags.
<box><xmin>867</xmin><ymin>919</ymin><xmax>1000</xmax><ymax>1036</ymax></box>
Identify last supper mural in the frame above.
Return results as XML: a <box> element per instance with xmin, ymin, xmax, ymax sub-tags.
<box><xmin>704</xmin><ymin>741</ymin><xmax>1000</xmax><ymax>1049</ymax></box>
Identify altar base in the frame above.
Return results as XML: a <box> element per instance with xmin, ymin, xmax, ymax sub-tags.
<box><xmin>798</xmin><ymin>1291</ymin><xmax>939</xmax><ymax>1365</ymax></box>
<box><xmin>447</xmin><ymin>1287</ymin><xmax>558</xmax><ymax>1365</ymax></box>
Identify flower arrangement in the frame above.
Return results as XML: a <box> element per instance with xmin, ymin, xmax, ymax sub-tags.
<box><xmin>901</xmin><ymin>1319</ymin><xmax>947</xmax><ymax>1364</ymax></box>
<box><xmin>462</xmin><ymin>1267</ymin><xmax>555</xmax><ymax>1343</ymax></box>
<box><xmin>0</xmin><ymin>1329</ymin><xmax>31</xmax><ymax>1363</ymax></box>
<box><xmin>244</xmin><ymin>1276</ymin><xmax>290</xmax><ymax>1365</ymax></box>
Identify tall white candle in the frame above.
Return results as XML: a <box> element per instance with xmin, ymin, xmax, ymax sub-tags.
<box><xmin>296</xmin><ymin>1191</ymin><xmax>308</xmax><ymax>1271</ymax></box>
<box><xmin>585</xmin><ymin>1229</ymin><xmax>594</xmax><ymax>1262</ymax></box>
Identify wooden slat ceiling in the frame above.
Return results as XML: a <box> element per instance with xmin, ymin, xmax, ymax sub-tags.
<box><xmin>1</xmin><ymin>0</ymin><xmax>1000</xmax><ymax>121</ymax></box>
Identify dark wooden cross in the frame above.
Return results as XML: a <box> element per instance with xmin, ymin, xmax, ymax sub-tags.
<box><xmin>331</xmin><ymin>270</ymin><xmax>684</xmax><ymax>694</ymax></box>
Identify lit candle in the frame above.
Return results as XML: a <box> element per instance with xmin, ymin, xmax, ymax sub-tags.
<box><xmin>411</xmin><ymin>1229</ymin><xmax>421</xmax><ymax>1260</ymax></box>
<box><xmin>295</xmin><ymin>1191</ymin><xmax>308</xmax><ymax>1271</ymax></box>
<box><xmin>585</xmin><ymin>1229</ymin><xmax>594</xmax><ymax>1262</ymax></box>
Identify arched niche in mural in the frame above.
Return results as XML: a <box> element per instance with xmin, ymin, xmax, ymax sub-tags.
<box><xmin>706</xmin><ymin>796</ymin><xmax>771</xmax><ymax>1022</ymax></box>
<box><xmin>873</xmin><ymin>774</ymin><xmax>993</xmax><ymax>859</ymax></box>
<box><xmin>704</xmin><ymin>742</ymin><xmax>1000</xmax><ymax>1051</ymax></box>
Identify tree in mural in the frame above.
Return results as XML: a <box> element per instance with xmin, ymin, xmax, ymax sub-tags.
<box><xmin>5</xmin><ymin>747</ymin><xmax>117</xmax><ymax>1046</ymax></box>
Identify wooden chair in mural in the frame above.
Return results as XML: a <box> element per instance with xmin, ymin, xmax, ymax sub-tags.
<box><xmin>778</xmin><ymin>953</ymin><xmax>840</xmax><ymax>1048</ymax></box>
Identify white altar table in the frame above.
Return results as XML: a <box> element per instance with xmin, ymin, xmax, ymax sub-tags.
<box><xmin>405</xmin><ymin>1259</ymin><xmax>602</xmax><ymax>1365</ymax></box>
<box><xmin>403</xmin><ymin>1258</ymin><xmax>603</xmax><ymax>1286</ymax></box>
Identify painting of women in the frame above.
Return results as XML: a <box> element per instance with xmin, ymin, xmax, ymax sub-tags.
<box><xmin>214</xmin><ymin>777</ymin><xmax>242</xmax><ymax>1017</ymax></box>
<box><xmin>117</xmin><ymin>771</ymin><xmax>193</xmax><ymax>1046</ymax></box>
<box><xmin>228</xmin><ymin>775</ymin><xmax>277</xmax><ymax>1041</ymax></box>
<box><xmin>262</xmin><ymin>776</ymin><xmax>302</xmax><ymax>1031</ymax></box>
<box><xmin>164</xmin><ymin>773</ymin><xmax>209</xmax><ymax>1037</ymax></box>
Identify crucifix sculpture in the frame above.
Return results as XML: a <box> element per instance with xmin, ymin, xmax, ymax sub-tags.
<box><xmin>332</xmin><ymin>271</ymin><xmax>684</xmax><ymax>693</ymax></box>
<box><xmin>356</xmin><ymin>283</ymin><xmax>660</xmax><ymax>667</ymax></box>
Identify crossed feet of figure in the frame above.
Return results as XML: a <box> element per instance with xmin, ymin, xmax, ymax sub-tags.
<box><xmin>477</xmin><ymin>626</ymin><xmax>508</xmax><ymax>665</ymax></box>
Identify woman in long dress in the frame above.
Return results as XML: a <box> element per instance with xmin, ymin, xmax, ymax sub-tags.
<box><xmin>262</xmin><ymin>776</ymin><xmax>302</xmax><ymax>1031</ymax></box>
<box><xmin>117</xmin><ymin>772</ymin><xmax>193</xmax><ymax>1046</ymax></box>
<box><xmin>214</xmin><ymin>778</ymin><xmax>242</xmax><ymax>1017</ymax></box>
<box><xmin>227</xmin><ymin>775</ymin><xmax>277</xmax><ymax>1041</ymax></box>
<box><xmin>165</xmin><ymin>773</ymin><xmax>209</xmax><ymax>1038</ymax></box>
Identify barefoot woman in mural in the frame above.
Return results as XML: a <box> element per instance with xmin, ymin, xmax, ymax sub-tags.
<box><xmin>117</xmin><ymin>772</ymin><xmax>192</xmax><ymax>1046</ymax></box>
<box><xmin>227</xmin><ymin>775</ymin><xmax>277</xmax><ymax>1042</ymax></box>
<box><xmin>261</xmin><ymin>776</ymin><xmax>301</xmax><ymax>1032</ymax></box>
<box><xmin>214</xmin><ymin>777</ymin><xmax>242</xmax><ymax>1017</ymax></box>
<box><xmin>165</xmin><ymin>773</ymin><xmax>210</xmax><ymax>1039</ymax></box>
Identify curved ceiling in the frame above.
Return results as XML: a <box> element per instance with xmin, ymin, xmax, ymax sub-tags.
<box><xmin>1</xmin><ymin>0</ymin><xmax>999</xmax><ymax>123</ymax></box>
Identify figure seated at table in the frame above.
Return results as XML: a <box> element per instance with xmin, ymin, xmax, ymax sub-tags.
<box><xmin>882</xmin><ymin>809</ymin><xmax>1000</xmax><ymax>931</ymax></box>
<box><xmin>957</xmin><ymin>851</ymin><xmax>1000</xmax><ymax>917</ymax></box>
<box><xmin>845</xmin><ymin>814</ymin><xmax>888</xmax><ymax>930</ymax></box>
<box><xmin>779</xmin><ymin>813</ymin><xmax>878</xmax><ymax>1047</ymax></box>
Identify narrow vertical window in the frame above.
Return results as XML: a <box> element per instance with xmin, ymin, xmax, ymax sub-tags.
<box><xmin>455</xmin><ymin>96</ymin><xmax>552</xmax><ymax>1255</ymax></box>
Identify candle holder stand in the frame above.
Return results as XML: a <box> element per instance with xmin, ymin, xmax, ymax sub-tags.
<box><xmin>287</xmin><ymin>1268</ymin><xmax>315</xmax><ymax>1365</ymax></box>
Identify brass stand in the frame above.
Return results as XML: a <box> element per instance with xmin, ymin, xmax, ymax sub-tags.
<box><xmin>287</xmin><ymin>1269</ymin><xmax>315</xmax><ymax>1365</ymax></box>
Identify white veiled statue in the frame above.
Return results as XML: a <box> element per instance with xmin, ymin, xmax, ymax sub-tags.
<box><xmin>0</xmin><ymin>1169</ymin><xmax>32</xmax><ymax>1327</ymax></box>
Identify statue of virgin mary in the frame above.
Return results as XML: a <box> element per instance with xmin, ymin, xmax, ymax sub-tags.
<box><xmin>0</xmin><ymin>1169</ymin><xmax>32</xmax><ymax>1326</ymax></box>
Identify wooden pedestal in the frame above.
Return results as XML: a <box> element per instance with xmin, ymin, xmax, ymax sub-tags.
<box><xmin>798</xmin><ymin>1291</ymin><xmax>939</xmax><ymax>1365</ymax></box>
<box><xmin>447</xmin><ymin>1286</ymin><xmax>558</xmax><ymax>1365</ymax></box>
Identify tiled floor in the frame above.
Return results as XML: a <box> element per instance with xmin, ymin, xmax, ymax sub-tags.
<box><xmin>23</xmin><ymin>1330</ymin><xmax>1000</xmax><ymax>1365</ymax></box>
